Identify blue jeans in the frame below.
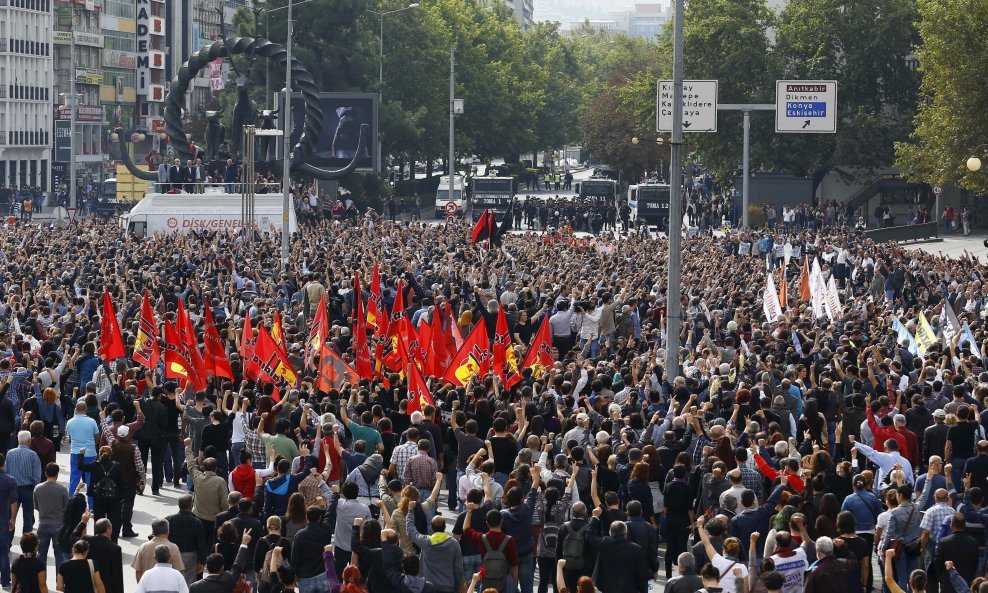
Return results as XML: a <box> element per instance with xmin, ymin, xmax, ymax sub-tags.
<box><xmin>463</xmin><ymin>554</ymin><xmax>481</xmax><ymax>591</ymax></box>
<box><xmin>15</xmin><ymin>485</ymin><xmax>34</xmax><ymax>533</ymax></box>
<box><xmin>70</xmin><ymin>455</ymin><xmax>95</xmax><ymax>501</ymax></box>
<box><xmin>230</xmin><ymin>442</ymin><xmax>244</xmax><ymax>470</ymax></box>
<box><xmin>417</xmin><ymin>487</ymin><xmax>436</xmax><ymax>524</ymax></box>
<box><xmin>579</xmin><ymin>338</ymin><xmax>600</xmax><ymax>359</ymax></box>
<box><xmin>0</xmin><ymin>521</ymin><xmax>9</xmax><ymax>585</ymax></box>
<box><xmin>894</xmin><ymin>551</ymin><xmax>917</xmax><ymax>592</ymax></box>
<box><xmin>951</xmin><ymin>457</ymin><xmax>971</xmax><ymax>493</ymax></box>
<box><xmin>509</xmin><ymin>554</ymin><xmax>534</xmax><ymax>593</ymax></box>
<box><xmin>37</xmin><ymin>523</ymin><xmax>68</xmax><ymax>569</ymax></box>
<box><xmin>297</xmin><ymin>573</ymin><xmax>330</xmax><ymax>593</ymax></box>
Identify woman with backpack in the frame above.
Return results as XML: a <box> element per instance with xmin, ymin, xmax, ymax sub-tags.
<box><xmin>534</xmin><ymin>469</ymin><xmax>576</xmax><ymax>593</ymax></box>
<box><xmin>255</xmin><ymin>516</ymin><xmax>291</xmax><ymax>593</ymax></box>
<box><xmin>76</xmin><ymin>445</ymin><xmax>125</xmax><ymax>542</ymax></box>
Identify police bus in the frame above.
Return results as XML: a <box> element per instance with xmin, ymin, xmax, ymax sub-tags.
<box><xmin>470</xmin><ymin>177</ymin><xmax>514</xmax><ymax>221</ymax></box>
<box><xmin>628</xmin><ymin>183</ymin><xmax>671</xmax><ymax>230</ymax></box>
<box><xmin>577</xmin><ymin>178</ymin><xmax>619</xmax><ymax>207</ymax></box>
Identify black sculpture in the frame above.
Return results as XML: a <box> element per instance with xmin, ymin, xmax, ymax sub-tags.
<box><xmin>257</xmin><ymin>109</ymin><xmax>279</xmax><ymax>161</ymax></box>
<box><xmin>230</xmin><ymin>76</ymin><xmax>258</xmax><ymax>156</ymax></box>
<box><xmin>112</xmin><ymin>36</ymin><xmax>367</xmax><ymax>183</ymax></box>
<box><xmin>205</xmin><ymin>108</ymin><xmax>225</xmax><ymax>159</ymax></box>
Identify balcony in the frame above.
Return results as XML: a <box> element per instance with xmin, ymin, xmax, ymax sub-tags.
<box><xmin>0</xmin><ymin>39</ymin><xmax>7</xmax><ymax>52</ymax></box>
<box><xmin>0</xmin><ymin>132</ymin><xmax>5</xmax><ymax>145</ymax></box>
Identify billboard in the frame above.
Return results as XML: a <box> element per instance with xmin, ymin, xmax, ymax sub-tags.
<box><xmin>280</xmin><ymin>92</ymin><xmax>379</xmax><ymax>173</ymax></box>
<box><xmin>54</xmin><ymin>120</ymin><xmax>72</xmax><ymax>163</ymax></box>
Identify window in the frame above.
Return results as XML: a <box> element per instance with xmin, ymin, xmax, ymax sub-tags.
<box><xmin>103</xmin><ymin>0</ymin><xmax>134</xmax><ymax>19</ymax></box>
<box><xmin>103</xmin><ymin>67</ymin><xmax>135</xmax><ymax>89</ymax></box>
<box><xmin>103</xmin><ymin>30</ymin><xmax>135</xmax><ymax>53</ymax></box>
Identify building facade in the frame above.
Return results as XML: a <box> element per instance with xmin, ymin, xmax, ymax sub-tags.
<box><xmin>0</xmin><ymin>0</ymin><xmax>54</xmax><ymax>189</ymax></box>
<box><xmin>53</xmin><ymin>0</ymin><xmax>103</xmax><ymax>187</ymax></box>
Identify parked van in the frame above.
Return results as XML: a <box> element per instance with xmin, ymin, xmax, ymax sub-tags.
<box><xmin>120</xmin><ymin>192</ymin><xmax>297</xmax><ymax>237</ymax></box>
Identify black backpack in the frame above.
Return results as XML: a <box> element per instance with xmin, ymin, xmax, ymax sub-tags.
<box><xmin>92</xmin><ymin>462</ymin><xmax>119</xmax><ymax>500</ymax></box>
<box><xmin>561</xmin><ymin>522</ymin><xmax>590</xmax><ymax>570</ymax></box>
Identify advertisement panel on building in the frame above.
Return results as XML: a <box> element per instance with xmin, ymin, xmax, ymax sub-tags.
<box><xmin>281</xmin><ymin>92</ymin><xmax>380</xmax><ymax>172</ymax></box>
<box><xmin>135</xmin><ymin>0</ymin><xmax>151</xmax><ymax>96</ymax></box>
<box><xmin>54</xmin><ymin>121</ymin><xmax>71</xmax><ymax>163</ymax></box>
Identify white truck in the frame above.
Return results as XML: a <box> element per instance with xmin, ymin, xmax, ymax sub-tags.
<box><xmin>120</xmin><ymin>192</ymin><xmax>297</xmax><ymax>237</ymax></box>
<box><xmin>434</xmin><ymin>175</ymin><xmax>466</xmax><ymax>218</ymax></box>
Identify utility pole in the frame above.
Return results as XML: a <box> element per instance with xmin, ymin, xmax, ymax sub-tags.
<box><xmin>66</xmin><ymin>15</ymin><xmax>78</xmax><ymax>211</ymax></box>
<box><xmin>448</xmin><ymin>45</ymin><xmax>455</xmax><ymax>214</ymax></box>
<box><xmin>281</xmin><ymin>1</ymin><xmax>292</xmax><ymax>267</ymax></box>
<box><xmin>664</xmin><ymin>0</ymin><xmax>684</xmax><ymax>379</ymax></box>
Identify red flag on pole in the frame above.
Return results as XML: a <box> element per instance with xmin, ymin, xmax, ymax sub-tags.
<box><xmin>430</xmin><ymin>306</ymin><xmax>453</xmax><ymax>377</ymax></box>
<box><xmin>317</xmin><ymin>344</ymin><xmax>358</xmax><ymax>393</ymax></box>
<box><xmin>177</xmin><ymin>299</ymin><xmax>206</xmax><ymax>390</ymax></box>
<box><xmin>471</xmin><ymin>209</ymin><xmax>493</xmax><ymax>245</ymax></box>
<box><xmin>441</xmin><ymin>320</ymin><xmax>491</xmax><ymax>386</ymax></box>
<box><xmin>367</xmin><ymin>262</ymin><xmax>387</xmax><ymax>334</ymax></box>
<box><xmin>203</xmin><ymin>306</ymin><xmax>233</xmax><ymax>380</ymax></box>
<box><xmin>494</xmin><ymin>305</ymin><xmax>521</xmax><ymax>388</ymax></box>
<box><xmin>99</xmin><ymin>290</ymin><xmax>126</xmax><ymax>361</ymax></box>
<box><xmin>252</xmin><ymin>326</ymin><xmax>298</xmax><ymax>402</ymax></box>
<box><xmin>418</xmin><ymin>316</ymin><xmax>434</xmax><ymax>376</ymax></box>
<box><xmin>778</xmin><ymin>270</ymin><xmax>789</xmax><ymax>310</ymax></box>
<box><xmin>445</xmin><ymin>299</ymin><xmax>463</xmax><ymax>351</ymax></box>
<box><xmin>799</xmin><ymin>258</ymin><xmax>812</xmax><ymax>302</ymax></box>
<box><xmin>406</xmin><ymin>358</ymin><xmax>436</xmax><ymax>415</ymax></box>
<box><xmin>240</xmin><ymin>311</ymin><xmax>260</xmax><ymax>381</ymax></box>
<box><xmin>132</xmin><ymin>292</ymin><xmax>161</xmax><ymax>370</ymax></box>
<box><xmin>272</xmin><ymin>310</ymin><xmax>291</xmax><ymax>360</ymax></box>
<box><xmin>353</xmin><ymin>273</ymin><xmax>372</xmax><ymax>380</ymax></box>
<box><xmin>163</xmin><ymin>320</ymin><xmax>193</xmax><ymax>383</ymax></box>
<box><xmin>306</xmin><ymin>294</ymin><xmax>329</xmax><ymax>370</ymax></box>
<box><xmin>521</xmin><ymin>315</ymin><xmax>554</xmax><ymax>379</ymax></box>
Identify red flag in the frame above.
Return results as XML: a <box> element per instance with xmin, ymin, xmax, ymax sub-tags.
<box><xmin>99</xmin><ymin>290</ymin><xmax>126</xmax><ymax>361</ymax></box>
<box><xmin>132</xmin><ymin>292</ymin><xmax>161</xmax><ymax>370</ymax></box>
<box><xmin>778</xmin><ymin>270</ymin><xmax>789</xmax><ymax>310</ymax></box>
<box><xmin>521</xmin><ymin>315</ymin><xmax>554</xmax><ymax>379</ymax></box>
<box><xmin>317</xmin><ymin>344</ymin><xmax>359</xmax><ymax>393</ymax></box>
<box><xmin>441</xmin><ymin>319</ymin><xmax>491</xmax><ymax>386</ymax></box>
<box><xmin>367</xmin><ymin>262</ymin><xmax>387</xmax><ymax>334</ymax></box>
<box><xmin>306</xmin><ymin>294</ymin><xmax>329</xmax><ymax>370</ymax></box>
<box><xmin>418</xmin><ymin>316</ymin><xmax>434</xmax><ymax>376</ymax></box>
<box><xmin>203</xmin><ymin>306</ymin><xmax>233</xmax><ymax>380</ymax></box>
<box><xmin>445</xmin><ymin>299</ymin><xmax>463</xmax><ymax>351</ymax></box>
<box><xmin>494</xmin><ymin>306</ymin><xmax>521</xmax><ymax>388</ymax></box>
<box><xmin>799</xmin><ymin>258</ymin><xmax>811</xmax><ymax>302</ymax></box>
<box><xmin>253</xmin><ymin>326</ymin><xmax>298</xmax><ymax>402</ymax></box>
<box><xmin>406</xmin><ymin>358</ymin><xmax>436</xmax><ymax>415</ymax></box>
<box><xmin>430</xmin><ymin>304</ymin><xmax>453</xmax><ymax>374</ymax></box>
<box><xmin>164</xmin><ymin>320</ymin><xmax>193</xmax><ymax>382</ymax></box>
<box><xmin>352</xmin><ymin>273</ymin><xmax>372</xmax><ymax>380</ymax></box>
<box><xmin>240</xmin><ymin>311</ymin><xmax>260</xmax><ymax>381</ymax></box>
<box><xmin>375</xmin><ymin>279</ymin><xmax>406</xmax><ymax>378</ymax></box>
<box><xmin>272</xmin><ymin>310</ymin><xmax>290</xmax><ymax>360</ymax></box>
<box><xmin>471</xmin><ymin>209</ymin><xmax>492</xmax><ymax>245</ymax></box>
<box><xmin>177</xmin><ymin>300</ymin><xmax>206</xmax><ymax>390</ymax></box>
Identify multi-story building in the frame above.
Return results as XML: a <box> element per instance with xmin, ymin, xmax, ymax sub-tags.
<box><xmin>0</xmin><ymin>0</ymin><xmax>54</xmax><ymax>189</ymax></box>
<box><xmin>505</xmin><ymin>0</ymin><xmax>534</xmax><ymax>30</ymax></box>
<box><xmin>53</xmin><ymin>1</ymin><xmax>103</xmax><ymax>186</ymax></box>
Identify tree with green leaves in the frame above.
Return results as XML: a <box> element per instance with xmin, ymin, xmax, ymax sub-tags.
<box><xmin>682</xmin><ymin>0</ymin><xmax>775</xmax><ymax>185</ymax></box>
<box><xmin>895</xmin><ymin>0</ymin><xmax>988</xmax><ymax>194</ymax></box>
<box><xmin>772</xmin><ymin>0</ymin><xmax>919</xmax><ymax>188</ymax></box>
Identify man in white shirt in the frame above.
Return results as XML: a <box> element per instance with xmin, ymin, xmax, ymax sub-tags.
<box><xmin>135</xmin><ymin>545</ymin><xmax>189</xmax><ymax>593</ymax></box>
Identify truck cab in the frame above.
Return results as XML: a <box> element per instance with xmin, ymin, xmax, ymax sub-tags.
<box><xmin>435</xmin><ymin>175</ymin><xmax>466</xmax><ymax>218</ymax></box>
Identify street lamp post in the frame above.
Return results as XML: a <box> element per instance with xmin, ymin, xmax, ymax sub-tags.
<box><xmin>281</xmin><ymin>0</ymin><xmax>293</xmax><ymax>268</ymax></box>
<box><xmin>365</xmin><ymin>3</ymin><xmax>420</xmax><ymax>99</ymax></box>
<box><xmin>665</xmin><ymin>0</ymin><xmax>685</xmax><ymax>380</ymax></box>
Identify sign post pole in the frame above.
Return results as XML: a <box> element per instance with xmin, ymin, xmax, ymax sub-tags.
<box><xmin>69</xmin><ymin>26</ymin><xmax>77</xmax><ymax>210</ymax></box>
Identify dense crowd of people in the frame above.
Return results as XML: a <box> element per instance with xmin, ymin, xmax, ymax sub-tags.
<box><xmin>0</xmin><ymin>213</ymin><xmax>986</xmax><ymax>593</ymax></box>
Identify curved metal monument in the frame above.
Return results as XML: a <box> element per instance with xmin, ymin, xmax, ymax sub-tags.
<box><xmin>114</xmin><ymin>36</ymin><xmax>366</xmax><ymax>181</ymax></box>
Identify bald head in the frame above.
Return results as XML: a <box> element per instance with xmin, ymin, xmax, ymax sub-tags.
<box><xmin>935</xmin><ymin>489</ymin><xmax>950</xmax><ymax>503</ymax></box>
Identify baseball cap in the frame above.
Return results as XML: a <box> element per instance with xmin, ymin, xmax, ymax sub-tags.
<box><xmin>933</xmin><ymin>409</ymin><xmax>946</xmax><ymax>418</ymax></box>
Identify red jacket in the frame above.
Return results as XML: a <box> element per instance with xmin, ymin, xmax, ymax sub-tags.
<box><xmin>230</xmin><ymin>464</ymin><xmax>256</xmax><ymax>499</ymax></box>
<box><xmin>754</xmin><ymin>452</ymin><xmax>805</xmax><ymax>493</ymax></box>
<box><xmin>867</xmin><ymin>408</ymin><xmax>908</xmax><ymax>454</ymax></box>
